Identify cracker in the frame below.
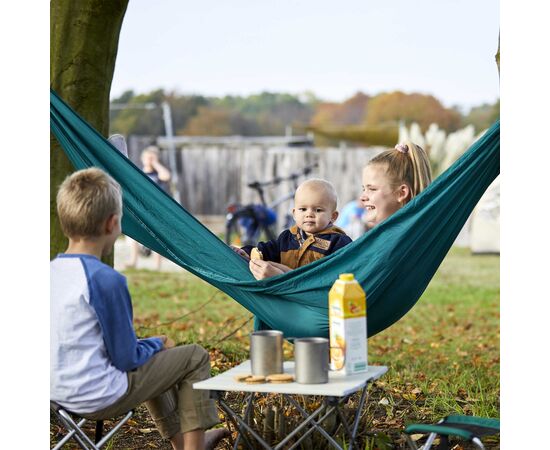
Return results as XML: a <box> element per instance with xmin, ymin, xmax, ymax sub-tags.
<box><xmin>233</xmin><ymin>374</ymin><xmax>251</xmax><ymax>382</ymax></box>
<box><xmin>245</xmin><ymin>375</ymin><xmax>266</xmax><ymax>383</ymax></box>
<box><xmin>266</xmin><ymin>373</ymin><xmax>294</xmax><ymax>382</ymax></box>
<box><xmin>245</xmin><ymin>376</ymin><xmax>266</xmax><ymax>384</ymax></box>
<box><xmin>250</xmin><ymin>248</ymin><xmax>263</xmax><ymax>260</ymax></box>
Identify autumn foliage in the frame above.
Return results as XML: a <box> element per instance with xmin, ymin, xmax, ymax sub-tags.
<box><xmin>365</xmin><ymin>91</ymin><xmax>462</xmax><ymax>132</ymax></box>
<box><xmin>310</xmin><ymin>92</ymin><xmax>370</xmax><ymax>128</ymax></box>
<box><xmin>308</xmin><ymin>90</ymin><xmax>466</xmax><ymax>146</ymax></box>
<box><xmin>110</xmin><ymin>89</ymin><xmax>496</xmax><ymax>146</ymax></box>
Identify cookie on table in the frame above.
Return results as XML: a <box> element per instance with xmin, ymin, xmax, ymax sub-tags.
<box><xmin>245</xmin><ymin>375</ymin><xmax>266</xmax><ymax>384</ymax></box>
<box><xmin>266</xmin><ymin>373</ymin><xmax>294</xmax><ymax>383</ymax></box>
<box><xmin>233</xmin><ymin>374</ymin><xmax>251</xmax><ymax>382</ymax></box>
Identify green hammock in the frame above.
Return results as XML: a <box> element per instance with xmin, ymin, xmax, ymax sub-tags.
<box><xmin>50</xmin><ymin>89</ymin><xmax>500</xmax><ymax>338</ymax></box>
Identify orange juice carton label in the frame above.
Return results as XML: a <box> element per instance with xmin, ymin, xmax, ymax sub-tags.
<box><xmin>329</xmin><ymin>274</ymin><xmax>367</xmax><ymax>375</ymax></box>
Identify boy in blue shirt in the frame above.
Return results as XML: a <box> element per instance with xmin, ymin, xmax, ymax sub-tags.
<box><xmin>50</xmin><ymin>168</ymin><xmax>227</xmax><ymax>450</ymax></box>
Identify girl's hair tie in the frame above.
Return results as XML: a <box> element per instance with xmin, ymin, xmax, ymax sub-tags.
<box><xmin>395</xmin><ymin>143</ymin><xmax>409</xmax><ymax>153</ymax></box>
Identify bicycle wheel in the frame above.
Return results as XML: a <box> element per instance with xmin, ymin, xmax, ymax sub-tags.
<box><xmin>225</xmin><ymin>217</ymin><xmax>244</xmax><ymax>246</ymax></box>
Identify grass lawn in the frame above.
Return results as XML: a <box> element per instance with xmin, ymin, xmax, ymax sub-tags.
<box><xmin>51</xmin><ymin>246</ymin><xmax>499</xmax><ymax>449</ymax></box>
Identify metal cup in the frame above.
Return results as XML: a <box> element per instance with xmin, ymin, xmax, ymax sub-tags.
<box><xmin>294</xmin><ymin>337</ymin><xmax>329</xmax><ymax>384</ymax></box>
<box><xmin>250</xmin><ymin>330</ymin><xmax>284</xmax><ymax>376</ymax></box>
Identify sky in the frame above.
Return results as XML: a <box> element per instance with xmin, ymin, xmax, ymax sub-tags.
<box><xmin>111</xmin><ymin>0</ymin><xmax>500</xmax><ymax>112</ymax></box>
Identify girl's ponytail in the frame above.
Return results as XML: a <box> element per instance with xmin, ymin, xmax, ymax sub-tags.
<box><xmin>367</xmin><ymin>141</ymin><xmax>432</xmax><ymax>203</ymax></box>
<box><xmin>404</xmin><ymin>142</ymin><xmax>432</xmax><ymax>198</ymax></box>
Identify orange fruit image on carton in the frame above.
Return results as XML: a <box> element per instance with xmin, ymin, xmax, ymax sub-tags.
<box><xmin>330</xmin><ymin>334</ymin><xmax>346</xmax><ymax>370</ymax></box>
<box><xmin>329</xmin><ymin>273</ymin><xmax>368</xmax><ymax>374</ymax></box>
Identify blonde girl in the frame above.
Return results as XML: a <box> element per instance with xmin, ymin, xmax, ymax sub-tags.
<box><xmin>360</xmin><ymin>142</ymin><xmax>432</xmax><ymax>230</ymax></box>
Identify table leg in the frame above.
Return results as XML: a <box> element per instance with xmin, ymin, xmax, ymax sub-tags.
<box><xmin>212</xmin><ymin>391</ymin><xmax>268</xmax><ymax>450</ymax></box>
<box><xmin>233</xmin><ymin>392</ymin><xmax>257</xmax><ymax>450</ymax></box>
<box><xmin>329</xmin><ymin>385</ymin><xmax>369</xmax><ymax>450</ymax></box>
<box><xmin>334</xmin><ymin>400</ymin><xmax>353</xmax><ymax>438</ymax></box>
<box><xmin>209</xmin><ymin>380</ymin><xmax>375</xmax><ymax>450</ymax></box>
<box><xmin>283</xmin><ymin>395</ymin><xmax>343</xmax><ymax>450</ymax></box>
<box><xmin>349</xmin><ymin>385</ymin><xmax>369</xmax><ymax>449</ymax></box>
<box><xmin>283</xmin><ymin>402</ymin><xmax>341</xmax><ymax>450</ymax></box>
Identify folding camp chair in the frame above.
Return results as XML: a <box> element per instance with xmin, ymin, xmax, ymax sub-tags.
<box><xmin>404</xmin><ymin>415</ymin><xmax>500</xmax><ymax>450</ymax></box>
<box><xmin>50</xmin><ymin>401</ymin><xmax>133</xmax><ymax>450</ymax></box>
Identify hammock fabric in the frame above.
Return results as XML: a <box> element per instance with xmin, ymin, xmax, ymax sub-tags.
<box><xmin>50</xmin><ymin>89</ymin><xmax>500</xmax><ymax>338</ymax></box>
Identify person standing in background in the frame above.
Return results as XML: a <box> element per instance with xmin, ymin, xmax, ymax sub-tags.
<box><xmin>126</xmin><ymin>146</ymin><xmax>171</xmax><ymax>270</ymax></box>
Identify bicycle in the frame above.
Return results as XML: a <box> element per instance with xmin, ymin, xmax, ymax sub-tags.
<box><xmin>225</xmin><ymin>164</ymin><xmax>318</xmax><ymax>247</ymax></box>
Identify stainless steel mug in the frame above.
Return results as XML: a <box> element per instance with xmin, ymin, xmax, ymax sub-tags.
<box><xmin>250</xmin><ymin>330</ymin><xmax>284</xmax><ymax>376</ymax></box>
<box><xmin>294</xmin><ymin>337</ymin><xmax>329</xmax><ymax>384</ymax></box>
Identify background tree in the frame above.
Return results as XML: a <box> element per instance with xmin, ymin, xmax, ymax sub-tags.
<box><xmin>309</xmin><ymin>124</ymin><xmax>399</xmax><ymax>147</ymax></box>
<box><xmin>110</xmin><ymin>89</ymin><xmax>165</xmax><ymax>136</ymax></box>
<box><xmin>50</xmin><ymin>0</ymin><xmax>129</xmax><ymax>261</ymax></box>
<box><xmin>462</xmin><ymin>100</ymin><xmax>500</xmax><ymax>133</ymax></box>
<box><xmin>214</xmin><ymin>92</ymin><xmax>315</xmax><ymax>135</ymax></box>
<box><xmin>364</xmin><ymin>91</ymin><xmax>462</xmax><ymax>132</ymax></box>
<box><xmin>109</xmin><ymin>90</ymin><xmax>209</xmax><ymax>136</ymax></box>
<box><xmin>310</xmin><ymin>92</ymin><xmax>370</xmax><ymax>128</ymax></box>
<box><xmin>183</xmin><ymin>106</ymin><xmax>260</xmax><ymax>136</ymax></box>
<box><xmin>496</xmin><ymin>33</ymin><xmax>500</xmax><ymax>74</ymax></box>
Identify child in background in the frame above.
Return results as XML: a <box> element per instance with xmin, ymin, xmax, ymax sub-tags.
<box><xmin>233</xmin><ymin>178</ymin><xmax>352</xmax><ymax>270</ymax></box>
<box><xmin>335</xmin><ymin>196</ymin><xmax>367</xmax><ymax>240</ymax></box>
<box><xmin>51</xmin><ymin>168</ymin><xmax>228</xmax><ymax>450</ymax></box>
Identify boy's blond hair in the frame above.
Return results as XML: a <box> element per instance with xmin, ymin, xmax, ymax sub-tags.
<box><xmin>56</xmin><ymin>168</ymin><xmax>122</xmax><ymax>238</ymax></box>
<box><xmin>296</xmin><ymin>178</ymin><xmax>338</xmax><ymax>211</ymax></box>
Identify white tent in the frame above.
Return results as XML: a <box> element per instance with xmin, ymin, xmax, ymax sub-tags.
<box><xmin>470</xmin><ymin>177</ymin><xmax>500</xmax><ymax>254</ymax></box>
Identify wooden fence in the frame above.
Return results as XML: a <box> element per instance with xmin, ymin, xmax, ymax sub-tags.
<box><xmin>128</xmin><ymin>135</ymin><xmax>384</xmax><ymax>229</ymax></box>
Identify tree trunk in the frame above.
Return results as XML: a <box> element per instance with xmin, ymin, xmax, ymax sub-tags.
<box><xmin>50</xmin><ymin>0</ymin><xmax>129</xmax><ymax>262</ymax></box>
<box><xmin>496</xmin><ymin>33</ymin><xmax>500</xmax><ymax>75</ymax></box>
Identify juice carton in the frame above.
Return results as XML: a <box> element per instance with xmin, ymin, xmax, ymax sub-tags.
<box><xmin>329</xmin><ymin>273</ymin><xmax>367</xmax><ymax>374</ymax></box>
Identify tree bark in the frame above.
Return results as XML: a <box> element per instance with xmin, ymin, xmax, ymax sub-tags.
<box><xmin>496</xmin><ymin>33</ymin><xmax>500</xmax><ymax>75</ymax></box>
<box><xmin>50</xmin><ymin>0</ymin><xmax>129</xmax><ymax>261</ymax></box>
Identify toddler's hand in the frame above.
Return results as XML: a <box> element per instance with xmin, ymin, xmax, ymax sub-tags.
<box><xmin>230</xmin><ymin>245</ymin><xmax>250</xmax><ymax>260</ymax></box>
<box><xmin>249</xmin><ymin>259</ymin><xmax>285</xmax><ymax>280</ymax></box>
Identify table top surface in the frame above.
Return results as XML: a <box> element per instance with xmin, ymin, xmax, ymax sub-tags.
<box><xmin>194</xmin><ymin>360</ymin><xmax>388</xmax><ymax>397</ymax></box>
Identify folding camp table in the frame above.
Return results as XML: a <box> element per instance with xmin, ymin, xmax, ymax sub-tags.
<box><xmin>193</xmin><ymin>360</ymin><xmax>387</xmax><ymax>450</ymax></box>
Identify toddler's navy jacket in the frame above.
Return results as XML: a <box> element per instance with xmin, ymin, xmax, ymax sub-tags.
<box><xmin>243</xmin><ymin>224</ymin><xmax>352</xmax><ymax>269</ymax></box>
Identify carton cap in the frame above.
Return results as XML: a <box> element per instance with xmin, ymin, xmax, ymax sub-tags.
<box><xmin>339</xmin><ymin>273</ymin><xmax>355</xmax><ymax>281</ymax></box>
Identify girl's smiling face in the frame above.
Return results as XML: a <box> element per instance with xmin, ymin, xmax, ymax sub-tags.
<box><xmin>360</xmin><ymin>164</ymin><xmax>408</xmax><ymax>229</ymax></box>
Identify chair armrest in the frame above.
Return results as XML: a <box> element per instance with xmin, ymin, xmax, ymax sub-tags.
<box><xmin>404</xmin><ymin>424</ymin><xmax>473</xmax><ymax>441</ymax></box>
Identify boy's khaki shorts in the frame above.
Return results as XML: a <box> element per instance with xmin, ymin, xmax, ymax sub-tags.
<box><xmin>84</xmin><ymin>344</ymin><xmax>219</xmax><ymax>438</ymax></box>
